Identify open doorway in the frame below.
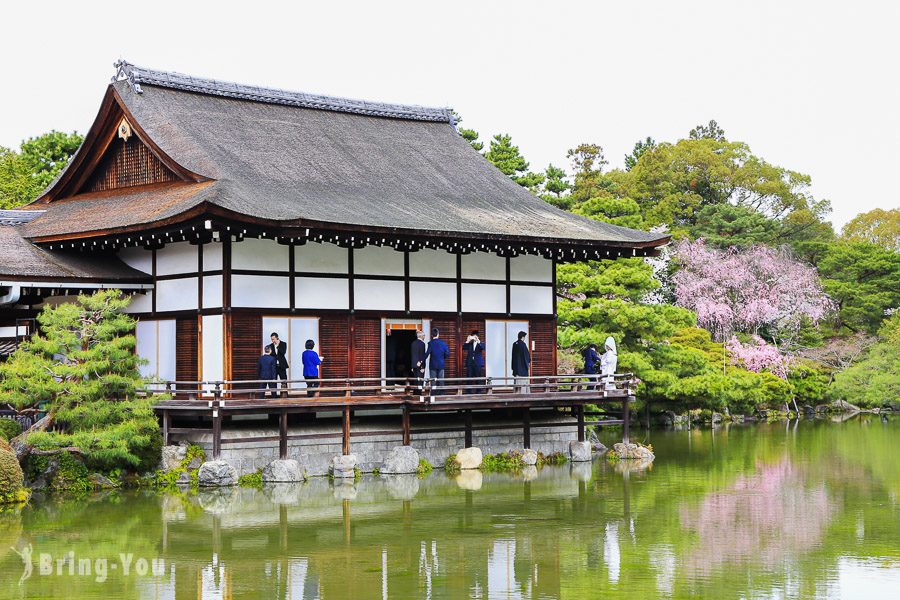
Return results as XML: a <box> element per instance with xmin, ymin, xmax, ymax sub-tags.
<box><xmin>385</xmin><ymin>329</ymin><xmax>416</xmax><ymax>379</ymax></box>
<box><xmin>381</xmin><ymin>319</ymin><xmax>430</xmax><ymax>382</ymax></box>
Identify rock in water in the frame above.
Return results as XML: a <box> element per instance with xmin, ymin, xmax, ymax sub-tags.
<box><xmin>455</xmin><ymin>469</ymin><xmax>483</xmax><ymax>490</ymax></box>
<box><xmin>456</xmin><ymin>447</ymin><xmax>483</xmax><ymax>470</ymax></box>
<box><xmin>262</xmin><ymin>459</ymin><xmax>304</xmax><ymax>483</ymax></box>
<box><xmin>159</xmin><ymin>445</ymin><xmax>186</xmax><ymax>472</ymax></box>
<box><xmin>197</xmin><ymin>460</ymin><xmax>237</xmax><ymax>487</ymax></box>
<box><xmin>384</xmin><ymin>474</ymin><xmax>420</xmax><ymax>500</ymax></box>
<box><xmin>569</xmin><ymin>441</ymin><xmax>592</xmax><ymax>462</ymax></box>
<box><xmin>611</xmin><ymin>442</ymin><xmax>655</xmax><ymax>461</ymax></box>
<box><xmin>175</xmin><ymin>471</ymin><xmax>192</xmax><ymax>486</ymax></box>
<box><xmin>522</xmin><ymin>449</ymin><xmax>538</xmax><ymax>466</ymax></box>
<box><xmin>381</xmin><ymin>446</ymin><xmax>420</xmax><ymax>474</ymax></box>
<box><xmin>88</xmin><ymin>473</ymin><xmax>118</xmax><ymax>490</ymax></box>
<box><xmin>331</xmin><ymin>454</ymin><xmax>357</xmax><ymax>479</ymax></box>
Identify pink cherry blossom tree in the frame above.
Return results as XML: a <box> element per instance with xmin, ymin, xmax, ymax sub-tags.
<box><xmin>673</xmin><ymin>239</ymin><xmax>832</xmax><ymax>343</ymax></box>
<box><xmin>726</xmin><ymin>335</ymin><xmax>792</xmax><ymax>379</ymax></box>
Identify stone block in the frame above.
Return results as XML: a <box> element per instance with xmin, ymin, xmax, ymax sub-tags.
<box><xmin>197</xmin><ymin>460</ymin><xmax>238</xmax><ymax>487</ymax></box>
<box><xmin>331</xmin><ymin>454</ymin><xmax>357</xmax><ymax>479</ymax></box>
<box><xmin>381</xmin><ymin>446</ymin><xmax>420</xmax><ymax>474</ymax></box>
<box><xmin>262</xmin><ymin>459</ymin><xmax>304</xmax><ymax>483</ymax></box>
<box><xmin>522</xmin><ymin>449</ymin><xmax>538</xmax><ymax>466</ymax></box>
<box><xmin>159</xmin><ymin>445</ymin><xmax>186</xmax><ymax>472</ymax></box>
<box><xmin>569</xmin><ymin>441</ymin><xmax>592</xmax><ymax>462</ymax></box>
<box><xmin>456</xmin><ymin>447</ymin><xmax>483</xmax><ymax>470</ymax></box>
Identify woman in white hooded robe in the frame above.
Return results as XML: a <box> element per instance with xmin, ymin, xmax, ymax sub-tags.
<box><xmin>600</xmin><ymin>336</ymin><xmax>618</xmax><ymax>389</ymax></box>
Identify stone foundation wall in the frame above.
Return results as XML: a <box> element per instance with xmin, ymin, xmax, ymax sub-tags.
<box><xmin>174</xmin><ymin>413</ymin><xmax>578</xmax><ymax>477</ymax></box>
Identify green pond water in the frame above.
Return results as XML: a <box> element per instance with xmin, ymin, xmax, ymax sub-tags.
<box><xmin>1</xmin><ymin>417</ymin><xmax>897</xmax><ymax>599</ymax></box>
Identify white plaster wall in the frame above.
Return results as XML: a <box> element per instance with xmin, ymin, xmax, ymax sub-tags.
<box><xmin>462</xmin><ymin>283</ymin><xmax>505</xmax><ymax>314</ymax></box>
<box><xmin>510</xmin><ymin>254</ymin><xmax>553</xmax><ymax>282</ymax></box>
<box><xmin>121</xmin><ymin>291</ymin><xmax>152</xmax><ymax>314</ymax></box>
<box><xmin>202</xmin><ymin>275</ymin><xmax>223</xmax><ymax>309</ymax></box>
<box><xmin>232</xmin><ymin>238</ymin><xmax>289</xmax><ymax>272</ymax></box>
<box><xmin>510</xmin><ymin>285</ymin><xmax>554</xmax><ymax>314</ymax></box>
<box><xmin>118</xmin><ymin>247</ymin><xmax>153</xmax><ymax>274</ymax></box>
<box><xmin>409</xmin><ymin>249</ymin><xmax>456</xmax><ymax>278</ymax></box>
<box><xmin>156</xmin><ymin>278</ymin><xmax>198</xmax><ymax>312</ymax></box>
<box><xmin>354</xmin><ymin>279</ymin><xmax>404</xmax><ymax>311</ymax></box>
<box><xmin>409</xmin><ymin>281</ymin><xmax>456</xmax><ymax>313</ymax></box>
<box><xmin>295</xmin><ymin>242</ymin><xmax>348</xmax><ymax>274</ymax></box>
<box><xmin>462</xmin><ymin>252</ymin><xmax>506</xmax><ymax>280</ymax></box>
<box><xmin>354</xmin><ymin>246</ymin><xmax>404</xmax><ymax>276</ymax></box>
<box><xmin>156</xmin><ymin>242</ymin><xmax>198</xmax><ymax>276</ymax></box>
<box><xmin>295</xmin><ymin>277</ymin><xmax>349</xmax><ymax>310</ymax></box>
<box><xmin>232</xmin><ymin>275</ymin><xmax>290</xmax><ymax>309</ymax></box>
<box><xmin>201</xmin><ymin>314</ymin><xmax>224</xmax><ymax>383</ymax></box>
<box><xmin>203</xmin><ymin>242</ymin><xmax>223</xmax><ymax>271</ymax></box>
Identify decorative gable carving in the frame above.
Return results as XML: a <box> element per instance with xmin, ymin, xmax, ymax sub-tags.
<box><xmin>81</xmin><ymin>132</ymin><xmax>179</xmax><ymax>193</ymax></box>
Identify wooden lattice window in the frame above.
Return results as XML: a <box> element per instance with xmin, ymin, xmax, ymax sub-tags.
<box><xmin>83</xmin><ymin>135</ymin><xmax>179</xmax><ymax>193</ymax></box>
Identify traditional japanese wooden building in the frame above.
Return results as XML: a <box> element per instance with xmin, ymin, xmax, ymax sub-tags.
<box><xmin>1</xmin><ymin>61</ymin><xmax>668</xmax><ymax>384</ymax></box>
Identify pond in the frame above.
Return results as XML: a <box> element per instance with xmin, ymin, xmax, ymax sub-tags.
<box><xmin>1</xmin><ymin>417</ymin><xmax>897</xmax><ymax>599</ymax></box>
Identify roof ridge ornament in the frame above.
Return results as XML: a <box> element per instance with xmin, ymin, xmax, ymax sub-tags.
<box><xmin>112</xmin><ymin>60</ymin><xmax>142</xmax><ymax>94</ymax></box>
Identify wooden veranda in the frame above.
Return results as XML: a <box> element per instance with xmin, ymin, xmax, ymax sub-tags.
<box><xmin>151</xmin><ymin>374</ymin><xmax>637</xmax><ymax>460</ymax></box>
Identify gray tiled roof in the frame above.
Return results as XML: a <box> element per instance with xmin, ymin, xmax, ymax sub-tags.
<box><xmin>113</xmin><ymin>61</ymin><xmax>454</xmax><ymax>123</ymax></box>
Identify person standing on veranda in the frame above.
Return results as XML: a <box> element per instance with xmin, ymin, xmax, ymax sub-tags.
<box><xmin>583</xmin><ymin>343</ymin><xmax>601</xmax><ymax>390</ymax></box>
<box><xmin>600</xmin><ymin>336</ymin><xmax>618</xmax><ymax>389</ymax></box>
<box><xmin>301</xmin><ymin>339</ymin><xmax>323</xmax><ymax>398</ymax></box>
<box><xmin>511</xmin><ymin>330</ymin><xmax>531</xmax><ymax>393</ymax></box>
<box><xmin>464</xmin><ymin>330</ymin><xmax>485</xmax><ymax>394</ymax></box>
<box><xmin>257</xmin><ymin>346</ymin><xmax>277</xmax><ymax>399</ymax></box>
<box><xmin>265</xmin><ymin>332</ymin><xmax>289</xmax><ymax>394</ymax></box>
<box><xmin>424</xmin><ymin>328</ymin><xmax>450</xmax><ymax>395</ymax></box>
<box><xmin>411</xmin><ymin>330</ymin><xmax>427</xmax><ymax>390</ymax></box>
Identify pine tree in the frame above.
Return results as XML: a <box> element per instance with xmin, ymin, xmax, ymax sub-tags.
<box><xmin>0</xmin><ymin>290</ymin><xmax>162</xmax><ymax>470</ymax></box>
<box><xmin>485</xmin><ymin>134</ymin><xmax>545</xmax><ymax>191</ymax></box>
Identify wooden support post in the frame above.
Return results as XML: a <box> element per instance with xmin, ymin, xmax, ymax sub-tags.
<box><xmin>212</xmin><ymin>401</ymin><xmax>222</xmax><ymax>460</ymax></box>
<box><xmin>624</xmin><ymin>395</ymin><xmax>633</xmax><ymax>444</ymax></box>
<box><xmin>464</xmin><ymin>410</ymin><xmax>473</xmax><ymax>448</ymax></box>
<box><xmin>342</xmin><ymin>406</ymin><xmax>351</xmax><ymax>455</ymax></box>
<box><xmin>402</xmin><ymin>406</ymin><xmax>411</xmax><ymax>446</ymax></box>
<box><xmin>523</xmin><ymin>407</ymin><xmax>531</xmax><ymax>449</ymax></box>
<box><xmin>279</xmin><ymin>409</ymin><xmax>288</xmax><ymax>459</ymax></box>
<box><xmin>162</xmin><ymin>410</ymin><xmax>170</xmax><ymax>446</ymax></box>
<box><xmin>576</xmin><ymin>404</ymin><xmax>585</xmax><ymax>442</ymax></box>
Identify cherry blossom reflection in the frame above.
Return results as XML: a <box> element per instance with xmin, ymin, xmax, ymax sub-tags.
<box><xmin>679</xmin><ymin>458</ymin><xmax>837</xmax><ymax>577</ymax></box>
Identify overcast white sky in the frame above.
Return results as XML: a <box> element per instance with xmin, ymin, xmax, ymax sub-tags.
<box><xmin>1</xmin><ymin>0</ymin><xmax>897</xmax><ymax>228</ymax></box>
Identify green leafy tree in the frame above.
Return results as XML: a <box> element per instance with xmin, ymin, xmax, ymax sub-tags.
<box><xmin>566</xmin><ymin>143</ymin><xmax>608</xmax><ymax>202</ymax></box>
<box><xmin>842</xmin><ymin>208</ymin><xmax>900</xmax><ymax>251</ymax></box>
<box><xmin>452</xmin><ymin>112</ymin><xmax>484</xmax><ymax>153</ymax></box>
<box><xmin>0</xmin><ymin>290</ymin><xmax>162</xmax><ymax>471</ymax></box>
<box><xmin>0</xmin><ymin>130</ymin><xmax>82</xmax><ymax>208</ymax></box>
<box><xmin>817</xmin><ymin>242</ymin><xmax>900</xmax><ymax>334</ymax></box>
<box><xmin>689</xmin><ymin>119</ymin><xmax>726</xmax><ymax>141</ymax></box>
<box><xmin>624</xmin><ymin>136</ymin><xmax>656</xmax><ymax>171</ymax></box>
<box><xmin>484</xmin><ymin>133</ymin><xmax>544</xmax><ymax>190</ymax></box>
<box><xmin>543</xmin><ymin>163</ymin><xmax>570</xmax><ymax>197</ymax></box>
<box><xmin>829</xmin><ymin>313</ymin><xmax>900</xmax><ymax>407</ymax></box>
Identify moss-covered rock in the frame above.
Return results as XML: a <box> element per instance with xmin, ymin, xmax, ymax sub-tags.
<box><xmin>0</xmin><ymin>448</ymin><xmax>26</xmax><ymax>504</ymax></box>
<box><xmin>25</xmin><ymin>452</ymin><xmax>91</xmax><ymax>491</ymax></box>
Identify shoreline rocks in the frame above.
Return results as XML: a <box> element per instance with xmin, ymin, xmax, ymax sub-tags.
<box><xmin>197</xmin><ymin>460</ymin><xmax>238</xmax><ymax>487</ymax></box>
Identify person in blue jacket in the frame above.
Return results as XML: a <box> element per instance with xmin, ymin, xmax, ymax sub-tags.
<box><xmin>464</xmin><ymin>330</ymin><xmax>485</xmax><ymax>394</ymax></box>
<box><xmin>257</xmin><ymin>346</ymin><xmax>277</xmax><ymax>398</ymax></box>
<box><xmin>301</xmin><ymin>339</ymin><xmax>322</xmax><ymax>398</ymax></box>
<box><xmin>582</xmin><ymin>343</ymin><xmax>600</xmax><ymax>389</ymax></box>
<box><xmin>425</xmin><ymin>328</ymin><xmax>450</xmax><ymax>395</ymax></box>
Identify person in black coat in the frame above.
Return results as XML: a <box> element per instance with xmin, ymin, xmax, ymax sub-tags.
<box><xmin>511</xmin><ymin>330</ymin><xmax>531</xmax><ymax>393</ymax></box>
<box><xmin>265</xmin><ymin>332</ymin><xmax>289</xmax><ymax>392</ymax></box>
<box><xmin>464</xmin><ymin>330</ymin><xmax>485</xmax><ymax>394</ymax></box>
<box><xmin>257</xmin><ymin>346</ymin><xmax>278</xmax><ymax>398</ymax></box>
<box><xmin>410</xmin><ymin>330</ymin><xmax>427</xmax><ymax>389</ymax></box>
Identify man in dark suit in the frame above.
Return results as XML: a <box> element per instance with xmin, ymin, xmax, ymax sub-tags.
<box><xmin>464</xmin><ymin>330</ymin><xmax>485</xmax><ymax>394</ymax></box>
<box><xmin>511</xmin><ymin>330</ymin><xmax>531</xmax><ymax>393</ymax></box>
<box><xmin>410</xmin><ymin>330</ymin><xmax>427</xmax><ymax>390</ymax></box>
<box><xmin>265</xmin><ymin>332</ymin><xmax>289</xmax><ymax>392</ymax></box>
